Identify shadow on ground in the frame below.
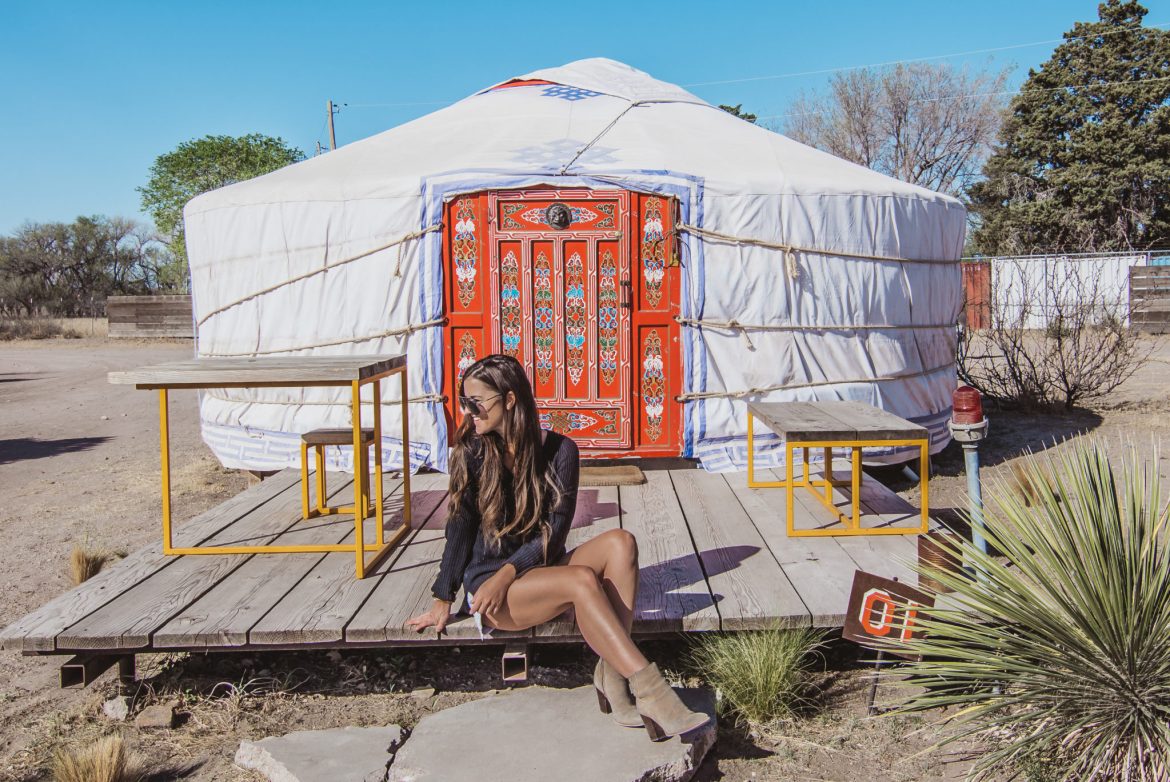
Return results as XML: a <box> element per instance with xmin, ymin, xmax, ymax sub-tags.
<box><xmin>0</xmin><ymin>436</ymin><xmax>112</xmax><ymax>465</ymax></box>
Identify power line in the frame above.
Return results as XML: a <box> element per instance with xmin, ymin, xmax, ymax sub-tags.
<box><xmin>322</xmin><ymin>21</ymin><xmax>1170</xmax><ymax>126</ymax></box>
<box><xmin>683</xmin><ymin>21</ymin><xmax>1170</xmax><ymax>88</ymax></box>
<box><xmin>760</xmin><ymin>73</ymin><xmax>1170</xmax><ymax>122</ymax></box>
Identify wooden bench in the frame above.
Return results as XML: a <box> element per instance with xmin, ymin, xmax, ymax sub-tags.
<box><xmin>746</xmin><ymin>401</ymin><xmax>929</xmax><ymax>537</ymax></box>
<box><xmin>300</xmin><ymin>428</ymin><xmax>376</xmax><ymax>520</ymax></box>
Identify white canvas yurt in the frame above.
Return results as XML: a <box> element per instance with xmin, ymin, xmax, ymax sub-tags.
<box><xmin>184</xmin><ymin>58</ymin><xmax>966</xmax><ymax>475</ymax></box>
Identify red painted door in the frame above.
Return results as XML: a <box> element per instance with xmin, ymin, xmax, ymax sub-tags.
<box><xmin>487</xmin><ymin>189</ymin><xmax>633</xmax><ymax>448</ymax></box>
<box><xmin>442</xmin><ymin>189</ymin><xmax>681</xmax><ymax>456</ymax></box>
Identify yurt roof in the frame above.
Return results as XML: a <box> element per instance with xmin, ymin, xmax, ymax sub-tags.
<box><xmin>186</xmin><ymin>58</ymin><xmax>962</xmax><ymax>216</ymax></box>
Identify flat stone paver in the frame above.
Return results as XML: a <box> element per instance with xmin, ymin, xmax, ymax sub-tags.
<box><xmin>388</xmin><ymin>685</ymin><xmax>716</xmax><ymax>782</ymax></box>
<box><xmin>235</xmin><ymin>725</ymin><xmax>404</xmax><ymax>782</ymax></box>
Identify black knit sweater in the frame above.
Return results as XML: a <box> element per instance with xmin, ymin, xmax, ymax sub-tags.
<box><xmin>430</xmin><ymin>430</ymin><xmax>580</xmax><ymax>603</ymax></box>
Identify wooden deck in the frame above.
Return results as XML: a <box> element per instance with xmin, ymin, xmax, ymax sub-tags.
<box><xmin>0</xmin><ymin>465</ymin><xmax>929</xmax><ymax>655</ymax></box>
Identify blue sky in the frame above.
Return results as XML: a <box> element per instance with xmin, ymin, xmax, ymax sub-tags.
<box><xmin>3</xmin><ymin>0</ymin><xmax>1167</xmax><ymax>234</ymax></box>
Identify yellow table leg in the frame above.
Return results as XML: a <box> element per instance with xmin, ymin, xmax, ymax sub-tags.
<box><xmin>315</xmin><ymin>446</ymin><xmax>326</xmax><ymax>515</ymax></box>
<box><xmin>747</xmin><ymin>410</ymin><xmax>756</xmax><ymax>486</ymax></box>
<box><xmin>300</xmin><ymin>441</ymin><xmax>310</xmax><ymax>519</ymax></box>
<box><xmin>399</xmin><ymin>367</ymin><xmax>411</xmax><ymax>532</ymax></box>
<box><xmin>785</xmin><ymin>440</ymin><xmax>795</xmax><ymax>536</ymax></box>
<box><xmin>351</xmin><ymin>380</ymin><xmax>365</xmax><ymax>579</ymax></box>
<box><xmin>851</xmin><ymin>446</ymin><xmax>861</xmax><ymax>529</ymax></box>
<box><xmin>919</xmin><ymin>440</ymin><xmax>930</xmax><ymax>533</ymax></box>
<box><xmin>159</xmin><ymin>389</ymin><xmax>173</xmax><ymax>554</ymax></box>
<box><xmin>373</xmin><ymin>378</ymin><xmax>384</xmax><ymax>547</ymax></box>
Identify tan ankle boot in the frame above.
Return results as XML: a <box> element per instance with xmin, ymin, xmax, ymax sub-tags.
<box><xmin>627</xmin><ymin>662</ymin><xmax>711</xmax><ymax>741</ymax></box>
<box><xmin>593</xmin><ymin>659</ymin><xmax>643</xmax><ymax>728</ymax></box>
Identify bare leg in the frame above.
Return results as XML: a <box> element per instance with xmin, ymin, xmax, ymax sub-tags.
<box><xmin>561</xmin><ymin>528</ymin><xmax>639</xmax><ymax>632</ymax></box>
<box><xmin>484</xmin><ymin>565</ymin><xmax>649</xmax><ymax>678</ymax></box>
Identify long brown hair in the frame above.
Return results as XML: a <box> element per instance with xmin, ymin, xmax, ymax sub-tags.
<box><xmin>449</xmin><ymin>354</ymin><xmax>564</xmax><ymax>554</ymax></box>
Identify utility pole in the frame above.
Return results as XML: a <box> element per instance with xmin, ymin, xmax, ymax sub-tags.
<box><xmin>316</xmin><ymin>140</ymin><xmax>323</xmax><ymax>156</ymax></box>
<box><xmin>327</xmin><ymin>100</ymin><xmax>337</xmax><ymax>151</ymax></box>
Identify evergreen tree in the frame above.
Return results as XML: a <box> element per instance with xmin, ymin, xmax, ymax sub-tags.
<box><xmin>969</xmin><ymin>1</ymin><xmax>1170</xmax><ymax>254</ymax></box>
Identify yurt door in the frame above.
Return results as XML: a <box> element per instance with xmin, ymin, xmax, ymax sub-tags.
<box><xmin>480</xmin><ymin>189</ymin><xmax>634</xmax><ymax>448</ymax></box>
<box><xmin>444</xmin><ymin>188</ymin><xmax>681</xmax><ymax>454</ymax></box>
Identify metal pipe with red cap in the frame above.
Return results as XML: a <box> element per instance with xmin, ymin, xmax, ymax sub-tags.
<box><xmin>949</xmin><ymin>386</ymin><xmax>990</xmax><ymax>559</ymax></box>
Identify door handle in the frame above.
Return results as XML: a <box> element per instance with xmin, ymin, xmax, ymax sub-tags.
<box><xmin>620</xmin><ymin>278</ymin><xmax>632</xmax><ymax>309</ymax></box>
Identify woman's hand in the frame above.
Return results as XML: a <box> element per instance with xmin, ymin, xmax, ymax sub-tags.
<box><xmin>405</xmin><ymin>599</ymin><xmax>453</xmax><ymax>635</ymax></box>
<box><xmin>470</xmin><ymin>565</ymin><xmax>516</xmax><ymax>617</ymax></box>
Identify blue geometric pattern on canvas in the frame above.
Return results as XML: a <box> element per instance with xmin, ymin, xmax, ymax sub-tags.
<box><xmin>542</xmin><ymin>85</ymin><xmax>602</xmax><ymax>101</ymax></box>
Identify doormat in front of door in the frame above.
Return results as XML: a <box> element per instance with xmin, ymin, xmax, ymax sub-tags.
<box><xmin>579</xmin><ymin>465</ymin><xmax>646</xmax><ymax>486</ymax></box>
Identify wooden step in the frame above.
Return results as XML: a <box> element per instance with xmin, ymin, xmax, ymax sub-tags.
<box><xmin>302</xmin><ymin>428</ymin><xmax>375</xmax><ymax>446</ymax></box>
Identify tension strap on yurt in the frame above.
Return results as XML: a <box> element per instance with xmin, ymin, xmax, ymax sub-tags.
<box><xmin>197</xmin><ymin>318</ymin><xmax>446</xmax><ymax>358</ymax></box>
<box><xmin>674</xmin><ymin>316</ymin><xmax>957</xmax><ymax>351</ymax></box>
<box><xmin>674</xmin><ymin>362</ymin><xmax>953</xmax><ymax>402</ymax></box>
<box><xmin>203</xmin><ymin>391</ymin><xmax>446</xmax><ymax>406</ymax></box>
<box><xmin>196</xmin><ymin>224</ymin><xmax>443</xmax><ymax>328</ymax></box>
<box><xmin>675</xmin><ymin>223</ymin><xmax>958</xmax><ymax>278</ymax></box>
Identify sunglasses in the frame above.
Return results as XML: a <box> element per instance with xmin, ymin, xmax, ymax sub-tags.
<box><xmin>459</xmin><ymin>393</ymin><xmax>502</xmax><ymax>415</ymax></box>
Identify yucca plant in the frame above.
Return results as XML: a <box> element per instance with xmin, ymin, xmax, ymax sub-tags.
<box><xmin>687</xmin><ymin>625</ymin><xmax>823</xmax><ymax>727</ymax></box>
<box><xmin>895</xmin><ymin>441</ymin><xmax>1170</xmax><ymax>781</ymax></box>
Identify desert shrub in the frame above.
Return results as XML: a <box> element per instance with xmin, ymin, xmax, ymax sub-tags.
<box><xmin>958</xmin><ymin>258</ymin><xmax>1156</xmax><ymax>409</ymax></box>
<box><xmin>896</xmin><ymin>441</ymin><xmax>1170</xmax><ymax>781</ymax></box>
<box><xmin>0</xmin><ymin>318</ymin><xmax>64</xmax><ymax>340</ymax></box>
<box><xmin>687</xmin><ymin>625</ymin><xmax>823</xmax><ymax>726</ymax></box>
<box><xmin>51</xmin><ymin>734</ymin><xmax>140</xmax><ymax>782</ymax></box>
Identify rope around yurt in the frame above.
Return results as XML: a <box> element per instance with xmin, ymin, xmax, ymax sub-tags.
<box><xmin>196</xmin><ymin>224</ymin><xmax>442</xmax><ymax>328</ymax></box>
<box><xmin>202</xmin><ymin>391</ymin><xmax>446</xmax><ymax>406</ymax></box>
<box><xmin>675</xmin><ymin>222</ymin><xmax>959</xmax><ymax>279</ymax></box>
<box><xmin>674</xmin><ymin>361</ymin><xmax>954</xmax><ymax>402</ymax></box>
<box><xmin>197</xmin><ymin>318</ymin><xmax>446</xmax><ymax>358</ymax></box>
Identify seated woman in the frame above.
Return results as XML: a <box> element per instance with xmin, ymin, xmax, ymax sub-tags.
<box><xmin>406</xmin><ymin>354</ymin><xmax>709</xmax><ymax>741</ymax></box>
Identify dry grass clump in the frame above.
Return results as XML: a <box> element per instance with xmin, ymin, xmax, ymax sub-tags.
<box><xmin>51</xmin><ymin>734</ymin><xmax>141</xmax><ymax>782</ymax></box>
<box><xmin>70</xmin><ymin>543</ymin><xmax>109</xmax><ymax>585</ymax></box>
<box><xmin>1</xmin><ymin>318</ymin><xmax>65</xmax><ymax>340</ymax></box>
<box><xmin>688</xmin><ymin>625</ymin><xmax>824</xmax><ymax>728</ymax></box>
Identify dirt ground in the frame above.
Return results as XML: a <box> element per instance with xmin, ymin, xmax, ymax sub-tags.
<box><xmin>0</xmin><ymin>336</ymin><xmax>1166</xmax><ymax>781</ymax></box>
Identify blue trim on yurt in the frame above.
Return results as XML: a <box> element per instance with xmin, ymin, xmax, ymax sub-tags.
<box><xmin>419</xmin><ymin>167</ymin><xmax>707</xmax><ymax>464</ymax></box>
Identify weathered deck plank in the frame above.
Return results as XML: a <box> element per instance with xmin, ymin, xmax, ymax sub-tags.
<box><xmin>0</xmin><ymin>470</ymin><xmax>301</xmax><ymax>652</ymax></box>
<box><xmin>248</xmin><ymin>477</ymin><xmax>449</xmax><ymax>646</ymax></box>
<box><xmin>56</xmin><ymin>473</ymin><xmax>312</xmax><ymax>649</ymax></box>
<box><xmin>2</xmin><ymin>464</ymin><xmax>933</xmax><ymax>655</ymax></box>
<box><xmin>727</xmin><ymin>471</ymin><xmax>860</xmax><ymax>627</ymax></box>
<box><xmin>153</xmin><ymin>475</ymin><xmax>371</xmax><ymax>647</ymax></box>
<box><xmin>345</xmin><ymin>473</ymin><xmax>463</xmax><ymax>643</ymax></box>
<box><xmin>620</xmin><ymin>471</ymin><xmax>718</xmax><ymax>632</ymax></box>
<box><xmin>670</xmin><ymin>469</ymin><xmax>809</xmax><ymax>630</ymax></box>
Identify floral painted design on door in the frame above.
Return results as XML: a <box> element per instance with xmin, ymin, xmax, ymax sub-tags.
<box><xmin>564</xmin><ymin>252</ymin><xmax>587</xmax><ymax>386</ymax></box>
<box><xmin>533</xmin><ymin>250</ymin><xmax>555</xmax><ymax>384</ymax></box>
<box><xmin>453</xmin><ymin>200</ymin><xmax>478</xmax><ymax>308</ymax></box>
<box><xmin>499</xmin><ymin>249</ymin><xmax>522</xmax><ymax>356</ymax></box>
<box><xmin>457</xmin><ymin>332</ymin><xmax>477</xmax><ymax>378</ymax></box>
<box><xmin>641</xmin><ymin>198</ymin><xmax>665</xmax><ymax>307</ymax></box>
<box><xmin>641</xmin><ymin>329</ymin><xmax>665</xmax><ymax>442</ymax></box>
<box><xmin>598</xmin><ymin>250</ymin><xmax>619</xmax><ymax>385</ymax></box>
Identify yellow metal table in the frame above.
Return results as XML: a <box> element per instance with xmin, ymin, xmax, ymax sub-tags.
<box><xmin>108</xmin><ymin>355</ymin><xmax>412</xmax><ymax>578</ymax></box>
<box><xmin>746</xmin><ymin>400</ymin><xmax>929</xmax><ymax>537</ymax></box>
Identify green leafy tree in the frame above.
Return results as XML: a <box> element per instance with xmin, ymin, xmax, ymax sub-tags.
<box><xmin>138</xmin><ymin>134</ymin><xmax>305</xmax><ymax>273</ymax></box>
<box><xmin>719</xmin><ymin>104</ymin><xmax>757</xmax><ymax>124</ymax></box>
<box><xmin>969</xmin><ymin>1</ymin><xmax>1170</xmax><ymax>254</ymax></box>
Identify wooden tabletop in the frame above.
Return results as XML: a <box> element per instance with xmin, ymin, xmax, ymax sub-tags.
<box><xmin>108</xmin><ymin>355</ymin><xmax>407</xmax><ymax>389</ymax></box>
<box><xmin>747</xmin><ymin>400</ymin><xmax>928</xmax><ymax>442</ymax></box>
